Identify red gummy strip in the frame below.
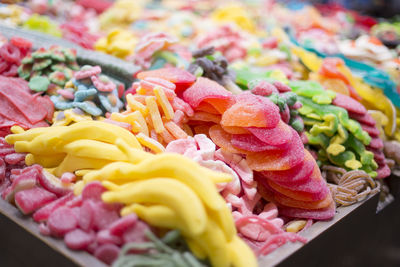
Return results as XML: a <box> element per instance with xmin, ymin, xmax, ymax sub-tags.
<box><xmin>0</xmin><ymin>77</ymin><xmax>48</xmax><ymax>124</ymax></box>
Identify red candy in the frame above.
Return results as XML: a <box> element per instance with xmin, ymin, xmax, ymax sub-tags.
<box><xmin>65</xmin><ymin>229</ymin><xmax>95</xmax><ymax>250</ymax></box>
<box><xmin>48</xmin><ymin>206</ymin><xmax>79</xmax><ymax>237</ymax></box>
<box><xmin>15</xmin><ymin>187</ymin><xmax>57</xmax><ymax>215</ymax></box>
<box><xmin>0</xmin><ymin>37</ymin><xmax>31</xmax><ymax>77</ymax></box>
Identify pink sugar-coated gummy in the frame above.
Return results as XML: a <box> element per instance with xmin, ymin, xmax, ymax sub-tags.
<box><xmin>332</xmin><ymin>93</ymin><xmax>367</xmax><ymax>115</ymax></box>
<box><xmin>247</xmin><ymin>129</ymin><xmax>305</xmax><ymax>171</ymax></box>
<box><xmin>37</xmin><ymin>171</ymin><xmax>72</xmax><ymax>197</ymax></box>
<box><xmin>60</xmin><ymin>172</ymin><xmax>76</xmax><ymax>184</ymax></box>
<box><xmin>48</xmin><ymin>206</ymin><xmax>78</xmax><ymax>237</ymax></box>
<box><xmin>172</xmin><ymin>97</ymin><xmax>194</xmax><ymax>117</ymax></box>
<box><xmin>144</xmin><ymin>77</ymin><xmax>176</xmax><ymax>91</ymax></box>
<box><xmin>57</xmin><ymin>89</ymin><xmax>75</xmax><ymax>100</ymax></box>
<box><xmin>3</xmin><ymin>169</ymin><xmax>38</xmax><ymax>202</ymax></box>
<box><xmin>81</xmin><ymin>181</ymin><xmax>106</xmax><ymax>202</ymax></box>
<box><xmin>74</xmin><ymin>65</ymin><xmax>101</xmax><ymax>80</ymax></box>
<box><xmin>65</xmin><ymin>195</ymin><xmax>83</xmax><ymax>208</ymax></box>
<box><xmin>278</xmin><ymin>202</ymin><xmax>336</xmax><ymax>220</ymax></box>
<box><xmin>79</xmin><ymin>200</ymin><xmax>95</xmax><ymax>231</ymax></box>
<box><xmin>165</xmin><ymin>137</ymin><xmax>197</xmax><ymax>154</ymax></box>
<box><xmin>222</xmin><ymin>92</ymin><xmax>279</xmax><ymax>128</ymax></box>
<box><xmin>65</xmin><ymin>229</ymin><xmax>95</xmax><ymax>250</ymax></box>
<box><xmin>251</xmin><ymin>81</ymin><xmax>278</xmax><ymax>96</ymax></box>
<box><xmin>122</xmin><ymin>221</ymin><xmax>149</xmax><ymax>243</ymax></box>
<box><xmin>273</xmin><ymin>81</ymin><xmax>292</xmax><ymax>93</ymax></box>
<box><xmin>267</xmin><ymin>167</ymin><xmax>329</xmax><ymax>202</ymax></box>
<box><xmin>96</xmin><ymin>229</ymin><xmax>122</xmax><ymax>246</ymax></box>
<box><xmin>261</xmin><ymin>150</ymin><xmax>315</xmax><ymax>185</ymax></box>
<box><xmin>231</xmin><ymin>134</ymin><xmax>281</xmax><ymax>152</ymax></box>
<box><xmin>368</xmin><ymin>137</ymin><xmax>384</xmax><ymax>149</ymax></box>
<box><xmin>183</xmin><ymin>77</ymin><xmax>233</xmax><ymax>110</ymax></box>
<box><xmin>372</xmin><ymin>150</ymin><xmax>386</xmax><ymax>163</ymax></box>
<box><xmin>4</xmin><ymin>153</ymin><xmax>25</xmax><ymax>165</ymax></box>
<box><xmin>247</xmin><ymin>120</ymin><xmax>293</xmax><ymax>147</ymax></box>
<box><xmin>349</xmin><ymin>112</ymin><xmax>376</xmax><ymax>126</ymax></box>
<box><xmin>376</xmin><ymin>164</ymin><xmax>391</xmax><ymax>179</ymax></box>
<box><xmin>92</xmin><ymin>202</ymin><xmax>120</xmax><ymax>231</ymax></box>
<box><xmin>108</xmin><ymin>213</ymin><xmax>138</xmax><ymax>236</ymax></box>
<box><xmin>91</xmin><ymin>75</ymin><xmax>116</xmax><ymax>92</ymax></box>
<box><xmin>33</xmin><ymin>192</ymin><xmax>75</xmax><ymax>222</ymax></box>
<box><xmin>15</xmin><ymin>187</ymin><xmax>57</xmax><ymax>215</ymax></box>
<box><xmin>94</xmin><ymin>243</ymin><xmax>120</xmax><ymax>265</ymax></box>
<box><xmin>361</xmin><ymin>124</ymin><xmax>380</xmax><ymax>138</ymax></box>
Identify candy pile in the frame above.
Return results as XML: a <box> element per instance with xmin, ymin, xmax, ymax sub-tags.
<box><xmin>5</xmin><ymin>121</ymin><xmax>256</xmax><ymax>266</ymax></box>
<box><xmin>18</xmin><ymin>45</ymin><xmax>79</xmax><ymax>93</ymax></box>
<box><xmin>51</xmin><ymin>65</ymin><xmax>123</xmax><ymax>116</ymax></box>
<box><xmin>0</xmin><ymin>76</ymin><xmax>53</xmax><ymax>137</ymax></box>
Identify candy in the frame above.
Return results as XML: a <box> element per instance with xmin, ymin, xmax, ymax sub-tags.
<box><xmin>247</xmin><ymin>121</ymin><xmax>293</xmax><ymax>147</ymax></box>
<box><xmin>65</xmin><ymin>229</ymin><xmax>95</xmax><ymax>250</ymax></box>
<box><xmin>47</xmin><ymin>206</ymin><xmax>79</xmax><ymax>237</ymax></box>
<box><xmin>15</xmin><ymin>187</ymin><xmax>57</xmax><ymax>215</ymax></box>
<box><xmin>322</xmin><ymin>166</ymin><xmax>380</xmax><ymax>206</ymax></box>
<box><xmin>246</xmin><ymin>132</ymin><xmax>304</xmax><ymax>171</ymax></box>
<box><xmin>23</xmin><ymin>14</ymin><xmax>62</xmax><ymax>37</ymax></box>
<box><xmin>261</xmin><ymin>150</ymin><xmax>315</xmax><ymax>185</ymax></box>
<box><xmin>33</xmin><ymin>192</ymin><xmax>75</xmax><ymax>222</ymax></box>
<box><xmin>137</xmin><ymin>67</ymin><xmax>196</xmax><ymax>94</ymax></box>
<box><xmin>0</xmin><ymin>77</ymin><xmax>52</xmax><ymax>135</ymax></box>
<box><xmin>332</xmin><ymin>93</ymin><xmax>366</xmax><ymax>115</ymax></box>
<box><xmin>51</xmin><ymin>65</ymin><xmax>123</xmax><ymax>116</ymax></box>
<box><xmin>28</xmin><ymin>76</ymin><xmax>50</xmax><ymax>92</ymax></box>
<box><xmin>19</xmin><ymin>46</ymin><xmax>78</xmax><ymax>93</ymax></box>
<box><xmin>221</xmin><ymin>93</ymin><xmax>279</xmax><ymax>128</ymax></box>
<box><xmin>183</xmin><ymin>77</ymin><xmax>234</xmax><ymax>113</ymax></box>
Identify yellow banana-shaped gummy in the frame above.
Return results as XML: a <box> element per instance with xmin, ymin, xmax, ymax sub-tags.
<box><xmin>62</xmin><ymin>139</ymin><xmax>129</xmax><ymax>162</ymax></box>
<box><xmin>6</xmin><ymin>126</ymin><xmax>66</xmax><ymax>143</ymax></box>
<box><xmin>207</xmin><ymin>206</ymin><xmax>237</xmax><ymax>242</ymax></box>
<box><xmin>228</xmin><ymin>236</ymin><xmax>258</xmax><ymax>267</ymax></box>
<box><xmin>53</xmin><ymin>154</ymin><xmax>113</xmax><ymax>177</ymax></box>
<box><xmin>10</xmin><ymin>121</ymin><xmax>142</xmax><ymax>155</ymax></box>
<box><xmin>102</xmin><ymin>178</ymin><xmax>207</xmax><ymax>236</ymax></box>
<box><xmin>185</xmin><ymin>238</ymin><xmax>207</xmax><ymax>260</ymax></box>
<box><xmin>192</xmin><ymin>216</ymin><xmax>230</xmax><ymax>267</ymax></box>
<box><xmin>25</xmin><ymin>153</ymin><xmax>66</xmax><ymax>168</ymax></box>
<box><xmin>84</xmin><ymin>154</ymin><xmax>230</xmax><ymax>211</ymax></box>
<box><xmin>122</xmin><ymin>203</ymin><xmax>186</xmax><ymax>233</ymax></box>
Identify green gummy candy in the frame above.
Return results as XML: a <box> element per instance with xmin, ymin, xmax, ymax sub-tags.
<box><xmin>21</xmin><ymin>56</ymin><xmax>34</xmax><ymax>65</ymax></box>
<box><xmin>32</xmin><ymin>58</ymin><xmax>52</xmax><ymax>71</ymax></box>
<box><xmin>18</xmin><ymin>64</ymin><xmax>32</xmax><ymax>80</ymax></box>
<box><xmin>29</xmin><ymin>76</ymin><xmax>50</xmax><ymax>92</ymax></box>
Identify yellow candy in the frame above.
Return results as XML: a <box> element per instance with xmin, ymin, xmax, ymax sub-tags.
<box><xmin>212</xmin><ymin>4</ymin><xmax>257</xmax><ymax>33</ymax></box>
<box><xmin>145</xmin><ymin>96</ymin><xmax>165</xmax><ymax>133</ymax></box>
<box><xmin>136</xmin><ymin>133</ymin><xmax>165</xmax><ymax>153</ymax></box>
<box><xmin>126</xmin><ymin>93</ymin><xmax>148</xmax><ymax>116</ymax></box>
<box><xmin>153</xmin><ymin>86</ymin><xmax>175</xmax><ymax>120</ymax></box>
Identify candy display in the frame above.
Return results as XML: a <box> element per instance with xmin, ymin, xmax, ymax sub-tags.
<box><xmin>1</xmin><ymin>1</ymin><xmax>400</xmax><ymax>266</ymax></box>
